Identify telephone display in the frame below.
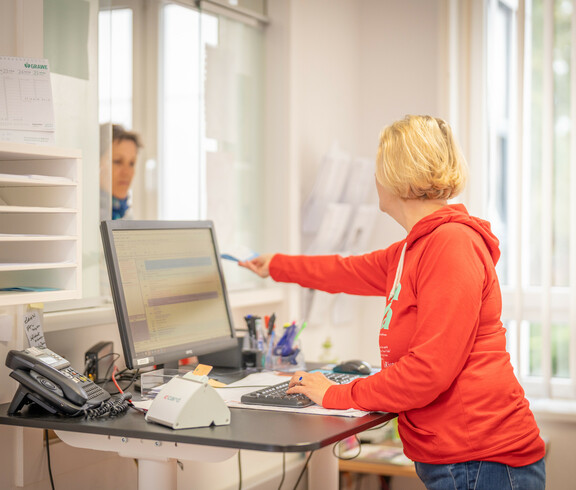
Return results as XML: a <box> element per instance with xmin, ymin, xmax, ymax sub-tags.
<box><xmin>6</xmin><ymin>347</ymin><xmax>111</xmax><ymax>416</ymax></box>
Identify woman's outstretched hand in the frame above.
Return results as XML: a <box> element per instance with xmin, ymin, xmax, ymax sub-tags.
<box><xmin>238</xmin><ymin>253</ymin><xmax>275</xmax><ymax>278</ymax></box>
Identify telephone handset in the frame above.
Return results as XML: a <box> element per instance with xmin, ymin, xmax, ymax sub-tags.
<box><xmin>6</xmin><ymin>347</ymin><xmax>111</xmax><ymax>416</ymax></box>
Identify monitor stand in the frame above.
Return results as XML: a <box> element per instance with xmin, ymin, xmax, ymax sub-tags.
<box><xmin>197</xmin><ymin>337</ymin><xmax>242</xmax><ymax>370</ymax></box>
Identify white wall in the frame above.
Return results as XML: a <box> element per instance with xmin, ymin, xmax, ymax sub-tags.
<box><xmin>278</xmin><ymin>0</ymin><xmax>446</xmax><ymax>366</ymax></box>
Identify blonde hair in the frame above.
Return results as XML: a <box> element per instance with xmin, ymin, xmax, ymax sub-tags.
<box><xmin>375</xmin><ymin>115</ymin><xmax>467</xmax><ymax>200</ymax></box>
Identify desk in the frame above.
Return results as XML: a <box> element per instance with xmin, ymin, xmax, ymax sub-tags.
<box><xmin>0</xmin><ymin>402</ymin><xmax>393</xmax><ymax>490</ymax></box>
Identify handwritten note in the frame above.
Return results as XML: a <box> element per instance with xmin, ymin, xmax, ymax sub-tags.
<box><xmin>24</xmin><ymin>305</ymin><xmax>46</xmax><ymax>348</ymax></box>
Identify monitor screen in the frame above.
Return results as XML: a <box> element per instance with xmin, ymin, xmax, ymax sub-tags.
<box><xmin>100</xmin><ymin>220</ymin><xmax>238</xmax><ymax>370</ymax></box>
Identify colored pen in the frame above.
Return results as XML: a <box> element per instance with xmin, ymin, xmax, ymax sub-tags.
<box><xmin>293</xmin><ymin>321</ymin><xmax>307</xmax><ymax>343</ymax></box>
<box><xmin>267</xmin><ymin>313</ymin><xmax>276</xmax><ymax>336</ymax></box>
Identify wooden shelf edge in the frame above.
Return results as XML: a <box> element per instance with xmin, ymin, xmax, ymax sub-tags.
<box><xmin>339</xmin><ymin>458</ymin><xmax>417</xmax><ymax>478</ymax></box>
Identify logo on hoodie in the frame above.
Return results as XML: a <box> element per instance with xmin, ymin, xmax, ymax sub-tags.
<box><xmin>381</xmin><ymin>243</ymin><xmax>407</xmax><ymax>330</ymax></box>
<box><xmin>381</xmin><ymin>283</ymin><xmax>401</xmax><ymax>330</ymax></box>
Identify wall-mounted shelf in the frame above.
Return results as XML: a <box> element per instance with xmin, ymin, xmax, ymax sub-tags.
<box><xmin>0</xmin><ymin>206</ymin><xmax>76</xmax><ymax>213</ymax></box>
<box><xmin>0</xmin><ymin>142</ymin><xmax>82</xmax><ymax>306</ymax></box>
<box><xmin>0</xmin><ymin>174</ymin><xmax>76</xmax><ymax>186</ymax></box>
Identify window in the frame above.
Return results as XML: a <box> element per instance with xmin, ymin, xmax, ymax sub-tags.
<box><xmin>99</xmin><ymin>0</ymin><xmax>266</xmax><ymax>292</ymax></box>
<box><xmin>484</xmin><ymin>0</ymin><xmax>576</xmax><ymax>398</ymax></box>
<box><xmin>158</xmin><ymin>4</ymin><xmax>206</xmax><ymax>220</ymax></box>
<box><xmin>98</xmin><ymin>7</ymin><xmax>133</xmax><ymax>128</ymax></box>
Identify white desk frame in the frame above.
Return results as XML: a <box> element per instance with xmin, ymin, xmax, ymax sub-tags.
<box><xmin>56</xmin><ymin>431</ymin><xmax>338</xmax><ymax>490</ymax></box>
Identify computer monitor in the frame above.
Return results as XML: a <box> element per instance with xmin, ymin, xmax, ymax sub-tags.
<box><xmin>100</xmin><ymin>220</ymin><xmax>239</xmax><ymax>371</ymax></box>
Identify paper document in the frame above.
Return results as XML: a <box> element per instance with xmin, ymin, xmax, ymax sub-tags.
<box><xmin>305</xmin><ymin>202</ymin><xmax>352</xmax><ymax>255</ymax></box>
<box><xmin>220</xmin><ymin>245</ymin><xmax>259</xmax><ymax>263</ymax></box>
<box><xmin>0</xmin><ymin>56</ymin><xmax>55</xmax><ymax>144</ymax></box>
<box><xmin>302</xmin><ymin>143</ymin><xmax>351</xmax><ymax>235</ymax></box>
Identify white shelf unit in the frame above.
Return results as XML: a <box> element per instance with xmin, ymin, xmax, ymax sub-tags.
<box><xmin>0</xmin><ymin>142</ymin><xmax>81</xmax><ymax>306</ymax></box>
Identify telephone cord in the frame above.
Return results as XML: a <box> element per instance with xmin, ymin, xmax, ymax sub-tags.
<box><xmin>83</xmin><ymin>391</ymin><xmax>132</xmax><ymax>419</ymax></box>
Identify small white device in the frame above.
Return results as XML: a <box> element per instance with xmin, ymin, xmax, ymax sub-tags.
<box><xmin>145</xmin><ymin>374</ymin><xmax>231</xmax><ymax>429</ymax></box>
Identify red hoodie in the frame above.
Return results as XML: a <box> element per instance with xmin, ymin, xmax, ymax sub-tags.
<box><xmin>270</xmin><ymin>204</ymin><xmax>545</xmax><ymax>466</ymax></box>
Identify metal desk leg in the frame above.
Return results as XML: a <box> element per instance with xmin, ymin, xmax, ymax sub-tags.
<box><xmin>308</xmin><ymin>444</ymin><xmax>338</xmax><ymax>489</ymax></box>
<box><xmin>138</xmin><ymin>458</ymin><xmax>177</xmax><ymax>490</ymax></box>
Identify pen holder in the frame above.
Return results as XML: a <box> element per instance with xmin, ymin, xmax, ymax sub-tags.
<box><xmin>242</xmin><ymin>349</ymin><xmax>262</xmax><ymax>369</ymax></box>
<box><xmin>266</xmin><ymin>340</ymin><xmax>305</xmax><ymax>372</ymax></box>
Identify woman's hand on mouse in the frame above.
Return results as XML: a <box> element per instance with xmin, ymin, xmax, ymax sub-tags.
<box><xmin>286</xmin><ymin>371</ymin><xmax>336</xmax><ymax>406</ymax></box>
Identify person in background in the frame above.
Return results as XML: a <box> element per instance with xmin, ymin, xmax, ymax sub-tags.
<box><xmin>100</xmin><ymin>123</ymin><xmax>142</xmax><ymax>220</ymax></box>
<box><xmin>239</xmin><ymin>115</ymin><xmax>546</xmax><ymax>490</ymax></box>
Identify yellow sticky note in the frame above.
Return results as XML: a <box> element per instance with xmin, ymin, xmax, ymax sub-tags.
<box><xmin>193</xmin><ymin>363</ymin><xmax>213</xmax><ymax>376</ymax></box>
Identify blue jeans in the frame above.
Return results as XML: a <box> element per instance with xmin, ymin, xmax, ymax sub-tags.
<box><xmin>414</xmin><ymin>458</ymin><xmax>546</xmax><ymax>490</ymax></box>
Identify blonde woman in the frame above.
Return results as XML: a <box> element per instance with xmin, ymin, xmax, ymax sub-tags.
<box><xmin>240</xmin><ymin>115</ymin><xmax>545</xmax><ymax>490</ymax></box>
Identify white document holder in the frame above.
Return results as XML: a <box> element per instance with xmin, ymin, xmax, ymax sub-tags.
<box><xmin>145</xmin><ymin>374</ymin><xmax>231</xmax><ymax>429</ymax></box>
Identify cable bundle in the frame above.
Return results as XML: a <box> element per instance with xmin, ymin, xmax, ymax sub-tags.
<box><xmin>83</xmin><ymin>392</ymin><xmax>132</xmax><ymax>419</ymax></box>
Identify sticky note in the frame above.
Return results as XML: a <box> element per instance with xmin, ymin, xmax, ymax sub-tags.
<box><xmin>193</xmin><ymin>363</ymin><xmax>213</xmax><ymax>376</ymax></box>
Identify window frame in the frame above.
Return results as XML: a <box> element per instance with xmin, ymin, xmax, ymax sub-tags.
<box><xmin>480</xmin><ymin>0</ymin><xmax>576</xmax><ymax>400</ymax></box>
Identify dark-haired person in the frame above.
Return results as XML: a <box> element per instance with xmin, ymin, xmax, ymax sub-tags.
<box><xmin>100</xmin><ymin>124</ymin><xmax>142</xmax><ymax>220</ymax></box>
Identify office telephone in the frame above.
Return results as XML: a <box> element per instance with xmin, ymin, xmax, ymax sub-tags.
<box><xmin>6</xmin><ymin>347</ymin><xmax>112</xmax><ymax>416</ymax></box>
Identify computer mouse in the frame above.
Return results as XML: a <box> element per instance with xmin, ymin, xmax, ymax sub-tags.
<box><xmin>333</xmin><ymin>359</ymin><xmax>372</xmax><ymax>375</ymax></box>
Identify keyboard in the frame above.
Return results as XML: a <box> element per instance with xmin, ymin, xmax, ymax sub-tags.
<box><xmin>241</xmin><ymin>372</ymin><xmax>359</xmax><ymax>408</ymax></box>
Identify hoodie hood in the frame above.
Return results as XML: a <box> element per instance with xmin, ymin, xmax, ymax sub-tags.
<box><xmin>406</xmin><ymin>204</ymin><xmax>501</xmax><ymax>265</ymax></box>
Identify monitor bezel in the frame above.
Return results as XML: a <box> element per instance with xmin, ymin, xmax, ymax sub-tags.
<box><xmin>100</xmin><ymin>219</ymin><xmax>238</xmax><ymax>370</ymax></box>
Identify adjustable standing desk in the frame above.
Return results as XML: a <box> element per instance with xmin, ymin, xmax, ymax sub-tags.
<box><xmin>0</xmin><ymin>402</ymin><xmax>394</xmax><ymax>490</ymax></box>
